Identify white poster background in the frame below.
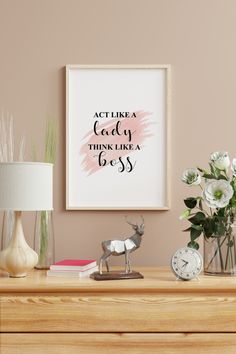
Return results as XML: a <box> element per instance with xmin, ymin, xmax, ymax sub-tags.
<box><xmin>67</xmin><ymin>66</ymin><xmax>169</xmax><ymax>209</ymax></box>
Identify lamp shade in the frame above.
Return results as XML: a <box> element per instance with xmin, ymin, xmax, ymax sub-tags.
<box><xmin>0</xmin><ymin>162</ymin><xmax>53</xmax><ymax>211</ymax></box>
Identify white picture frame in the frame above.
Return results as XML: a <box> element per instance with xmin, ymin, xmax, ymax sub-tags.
<box><xmin>66</xmin><ymin>65</ymin><xmax>171</xmax><ymax>210</ymax></box>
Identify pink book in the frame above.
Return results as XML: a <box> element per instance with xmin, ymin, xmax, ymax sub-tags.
<box><xmin>50</xmin><ymin>259</ymin><xmax>97</xmax><ymax>271</ymax></box>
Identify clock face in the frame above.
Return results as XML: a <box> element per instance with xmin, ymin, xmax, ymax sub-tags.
<box><xmin>171</xmin><ymin>247</ymin><xmax>203</xmax><ymax>280</ymax></box>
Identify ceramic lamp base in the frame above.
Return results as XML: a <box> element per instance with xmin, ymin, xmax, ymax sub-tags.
<box><xmin>0</xmin><ymin>211</ymin><xmax>38</xmax><ymax>277</ymax></box>
<box><xmin>9</xmin><ymin>273</ymin><xmax>27</xmax><ymax>278</ymax></box>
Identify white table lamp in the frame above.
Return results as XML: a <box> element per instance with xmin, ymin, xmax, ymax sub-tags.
<box><xmin>0</xmin><ymin>162</ymin><xmax>53</xmax><ymax>277</ymax></box>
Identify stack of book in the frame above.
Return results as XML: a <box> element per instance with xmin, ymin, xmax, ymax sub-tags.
<box><xmin>47</xmin><ymin>259</ymin><xmax>98</xmax><ymax>278</ymax></box>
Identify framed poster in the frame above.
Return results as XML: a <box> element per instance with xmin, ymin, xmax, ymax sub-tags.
<box><xmin>66</xmin><ymin>65</ymin><xmax>170</xmax><ymax>210</ymax></box>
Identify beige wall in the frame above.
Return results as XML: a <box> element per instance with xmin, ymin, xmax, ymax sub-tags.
<box><xmin>0</xmin><ymin>0</ymin><xmax>236</xmax><ymax>266</ymax></box>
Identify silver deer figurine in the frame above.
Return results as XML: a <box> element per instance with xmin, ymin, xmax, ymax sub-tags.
<box><xmin>99</xmin><ymin>216</ymin><xmax>145</xmax><ymax>274</ymax></box>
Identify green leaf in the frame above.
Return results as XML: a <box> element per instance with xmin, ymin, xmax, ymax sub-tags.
<box><xmin>216</xmin><ymin>208</ymin><xmax>226</xmax><ymax>217</ymax></box>
<box><xmin>203</xmin><ymin>218</ymin><xmax>215</xmax><ymax>237</ymax></box>
<box><xmin>199</xmin><ymin>199</ymin><xmax>203</xmax><ymax>211</ymax></box>
<box><xmin>184</xmin><ymin>197</ymin><xmax>197</xmax><ymax>209</ymax></box>
<box><xmin>189</xmin><ymin>212</ymin><xmax>206</xmax><ymax>225</ymax></box>
<box><xmin>209</xmin><ymin>163</ymin><xmax>220</xmax><ymax>178</ymax></box>
<box><xmin>187</xmin><ymin>241</ymin><xmax>199</xmax><ymax>250</ymax></box>
<box><xmin>204</xmin><ymin>165</ymin><xmax>227</xmax><ymax>180</ymax></box>
<box><xmin>179</xmin><ymin>209</ymin><xmax>191</xmax><ymax>220</ymax></box>
<box><xmin>197</xmin><ymin>167</ymin><xmax>204</xmax><ymax>173</ymax></box>
<box><xmin>190</xmin><ymin>225</ymin><xmax>202</xmax><ymax>241</ymax></box>
<box><xmin>214</xmin><ymin>221</ymin><xmax>226</xmax><ymax>236</ymax></box>
<box><xmin>182</xmin><ymin>226</ymin><xmax>192</xmax><ymax>232</ymax></box>
<box><xmin>231</xmin><ymin>181</ymin><xmax>236</xmax><ymax>192</ymax></box>
<box><xmin>202</xmin><ymin>173</ymin><xmax>215</xmax><ymax>180</ymax></box>
<box><xmin>231</xmin><ymin>197</ymin><xmax>236</xmax><ymax>208</ymax></box>
<box><xmin>218</xmin><ymin>174</ymin><xmax>228</xmax><ymax>181</ymax></box>
<box><xmin>191</xmin><ymin>224</ymin><xmax>203</xmax><ymax>230</ymax></box>
<box><xmin>209</xmin><ymin>163</ymin><xmax>215</xmax><ymax>175</ymax></box>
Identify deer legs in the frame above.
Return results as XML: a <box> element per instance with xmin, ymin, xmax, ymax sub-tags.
<box><xmin>105</xmin><ymin>259</ymin><xmax>110</xmax><ymax>272</ymax></box>
<box><xmin>99</xmin><ymin>251</ymin><xmax>111</xmax><ymax>274</ymax></box>
<box><xmin>100</xmin><ymin>251</ymin><xmax>132</xmax><ymax>274</ymax></box>
<box><xmin>125</xmin><ymin>248</ymin><xmax>131</xmax><ymax>273</ymax></box>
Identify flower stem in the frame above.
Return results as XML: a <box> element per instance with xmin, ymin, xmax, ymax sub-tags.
<box><xmin>233</xmin><ymin>237</ymin><xmax>236</xmax><ymax>265</ymax></box>
<box><xmin>205</xmin><ymin>236</ymin><xmax>227</xmax><ymax>270</ymax></box>
<box><xmin>225</xmin><ymin>237</ymin><xmax>230</xmax><ymax>270</ymax></box>
<box><xmin>230</xmin><ymin>245</ymin><xmax>234</xmax><ymax>272</ymax></box>
<box><xmin>217</xmin><ymin>237</ymin><xmax>224</xmax><ymax>271</ymax></box>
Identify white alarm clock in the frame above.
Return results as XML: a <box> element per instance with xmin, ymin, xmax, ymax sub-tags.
<box><xmin>171</xmin><ymin>247</ymin><xmax>203</xmax><ymax>280</ymax></box>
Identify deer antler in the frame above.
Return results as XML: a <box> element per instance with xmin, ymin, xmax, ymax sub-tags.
<box><xmin>140</xmin><ymin>215</ymin><xmax>144</xmax><ymax>226</ymax></box>
<box><xmin>125</xmin><ymin>215</ymin><xmax>137</xmax><ymax>226</ymax></box>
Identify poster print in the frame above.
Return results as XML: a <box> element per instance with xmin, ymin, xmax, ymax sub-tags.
<box><xmin>66</xmin><ymin>65</ymin><xmax>170</xmax><ymax>210</ymax></box>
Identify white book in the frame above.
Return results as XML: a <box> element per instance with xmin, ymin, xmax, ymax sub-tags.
<box><xmin>50</xmin><ymin>259</ymin><xmax>97</xmax><ymax>271</ymax></box>
<box><xmin>47</xmin><ymin>266</ymin><xmax>98</xmax><ymax>278</ymax></box>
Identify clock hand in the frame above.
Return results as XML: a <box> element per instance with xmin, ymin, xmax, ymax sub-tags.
<box><xmin>181</xmin><ymin>259</ymin><xmax>189</xmax><ymax>265</ymax></box>
<box><xmin>181</xmin><ymin>259</ymin><xmax>189</xmax><ymax>269</ymax></box>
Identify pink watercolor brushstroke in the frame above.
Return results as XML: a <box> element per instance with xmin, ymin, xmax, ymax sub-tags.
<box><xmin>80</xmin><ymin>110</ymin><xmax>153</xmax><ymax>175</ymax></box>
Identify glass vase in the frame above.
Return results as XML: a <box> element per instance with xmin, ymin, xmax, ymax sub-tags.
<box><xmin>34</xmin><ymin>210</ymin><xmax>55</xmax><ymax>269</ymax></box>
<box><xmin>204</xmin><ymin>222</ymin><xmax>236</xmax><ymax>276</ymax></box>
<box><xmin>1</xmin><ymin>211</ymin><xmax>15</xmax><ymax>250</ymax></box>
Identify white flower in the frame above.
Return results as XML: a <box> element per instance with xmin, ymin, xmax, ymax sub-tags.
<box><xmin>182</xmin><ymin>168</ymin><xmax>201</xmax><ymax>186</ymax></box>
<box><xmin>231</xmin><ymin>158</ymin><xmax>236</xmax><ymax>176</ymax></box>
<box><xmin>203</xmin><ymin>179</ymin><xmax>233</xmax><ymax>208</ymax></box>
<box><xmin>210</xmin><ymin>151</ymin><xmax>230</xmax><ymax>170</ymax></box>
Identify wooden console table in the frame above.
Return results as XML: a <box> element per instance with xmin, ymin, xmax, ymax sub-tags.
<box><xmin>1</xmin><ymin>267</ymin><xmax>236</xmax><ymax>353</ymax></box>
